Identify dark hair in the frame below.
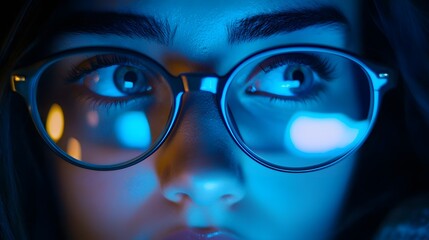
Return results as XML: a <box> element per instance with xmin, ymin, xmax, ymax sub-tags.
<box><xmin>376</xmin><ymin>0</ymin><xmax>429</xmax><ymax>162</ymax></box>
<box><xmin>1</xmin><ymin>0</ymin><xmax>428</xmax><ymax>239</ymax></box>
<box><xmin>0</xmin><ymin>1</ymin><xmax>65</xmax><ymax>239</ymax></box>
<box><xmin>335</xmin><ymin>0</ymin><xmax>429</xmax><ymax>239</ymax></box>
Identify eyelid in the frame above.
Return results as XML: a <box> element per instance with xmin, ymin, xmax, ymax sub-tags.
<box><xmin>257</xmin><ymin>53</ymin><xmax>336</xmax><ymax>81</ymax></box>
<box><xmin>66</xmin><ymin>54</ymin><xmax>144</xmax><ymax>83</ymax></box>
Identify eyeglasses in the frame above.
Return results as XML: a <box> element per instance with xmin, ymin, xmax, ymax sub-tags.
<box><xmin>11</xmin><ymin>45</ymin><xmax>394</xmax><ymax>172</ymax></box>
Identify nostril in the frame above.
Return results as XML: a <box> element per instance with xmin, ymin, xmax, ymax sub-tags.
<box><xmin>221</xmin><ymin>190</ymin><xmax>245</xmax><ymax>206</ymax></box>
<box><xmin>163</xmin><ymin>188</ymin><xmax>188</xmax><ymax>203</ymax></box>
<box><xmin>221</xmin><ymin>194</ymin><xmax>236</xmax><ymax>205</ymax></box>
<box><xmin>222</xmin><ymin>194</ymin><xmax>236</xmax><ymax>202</ymax></box>
<box><xmin>221</xmin><ymin>194</ymin><xmax>233</xmax><ymax>201</ymax></box>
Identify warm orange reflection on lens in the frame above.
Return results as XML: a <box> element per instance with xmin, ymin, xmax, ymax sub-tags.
<box><xmin>67</xmin><ymin>137</ymin><xmax>82</xmax><ymax>161</ymax></box>
<box><xmin>46</xmin><ymin>103</ymin><xmax>64</xmax><ymax>142</ymax></box>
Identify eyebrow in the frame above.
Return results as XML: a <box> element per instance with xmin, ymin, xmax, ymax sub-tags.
<box><xmin>49</xmin><ymin>12</ymin><xmax>176</xmax><ymax>45</ymax></box>
<box><xmin>227</xmin><ymin>6</ymin><xmax>348</xmax><ymax>44</ymax></box>
<box><xmin>48</xmin><ymin>7</ymin><xmax>347</xmax><ymax>46</ymax></box>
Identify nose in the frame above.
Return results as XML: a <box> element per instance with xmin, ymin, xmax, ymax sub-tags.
<box><xmin>156</xmin><ymin>81</ymin><xmax>245</xmax><ymax>207</ymax></box>
<box><xmin>162</xmin><ymin>170</ymin><xmax>245</xmax><ymax>206</ymax></box>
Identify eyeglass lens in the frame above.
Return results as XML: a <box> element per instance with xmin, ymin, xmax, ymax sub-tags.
<box><xmin>224</xmin><ymin>50</ymin><xmax>371</xmax><ymax>169</ymax></box>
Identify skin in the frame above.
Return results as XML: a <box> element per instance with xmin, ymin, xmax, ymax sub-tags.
<box><xmin>41</xmin><ymin>0</ymin><xmax>363</xmax><ymax>239</ymax></box>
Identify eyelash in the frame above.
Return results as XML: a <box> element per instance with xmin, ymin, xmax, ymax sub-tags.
<box><xmin>66</xmin><ymin>55</ymin><xmax>146</xmax><ymax>109</ymax></box>
<box><xmin>72</xmin><ymin>87</ymin><xmax>140</xmax><ymax>110</ymax></box>
<box><xmin>266</xmin><ymin>88</ymin><xmax>326</xmax><ymax>106</ymax></box>
<box><xmin>67</xmin><ymin>54</ymin><xmax>136</xmax><ymax>82</ymax></box>
<box><xmin>259</xmin><ymin>53</ymin><xmax>336</xmax><ymax>81</ymax></box>
<box><xmin>255</xmin><ymin>54</ymin><xmax>332</xmax><ymax>103</ymax></box>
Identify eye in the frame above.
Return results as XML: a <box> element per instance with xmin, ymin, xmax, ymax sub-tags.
<box><xmin>246</xmin><ymin>63</ymin><xmax>320</xmax><ymax>99</ymax></box>
<box><xmin>114</xmin><ymin>66</ymin><xmax>152</xmax><ymax>94</ymax></box>
<box><xmin>281</xmin><ymin>64</ymin><xmax>315</xmax><ymax>94</ymax></box>
<box><xmin>245</xmin><ymin>53</ymin><xmax>333</xmax><ymax>101</ymax></box>
<box><xmin>82</xmin><ymin>65</ymin><xmax>152</xmax><ymax>97</ymax></box>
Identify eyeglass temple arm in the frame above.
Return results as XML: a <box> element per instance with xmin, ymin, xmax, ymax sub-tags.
<box><xmin>10</xmin><ymin>63</ymin><xmax>43</xmax><ymax>106</ymax></box>
<box><xmin>365</xmin><ymin>60</ymin><xmax>398</xmax><ymax>95</ymax></box>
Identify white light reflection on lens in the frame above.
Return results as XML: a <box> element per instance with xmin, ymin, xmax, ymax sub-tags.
<box><xmin>114</xmin><ymin>111</ymin><xmax>151</xmax><ymax>149</ymax></box>
<box><xmin>284</xmin><ymin>111</ymin><xmax>366</xmax><ymax>156</ymax></box>
<box><xmin>124</xmin><ymin>81</ymin><xmax>134</xmax><ymax>89</ymax></box>
<box><xmin>200</xmin><ymin>77</ymin><xmax>218</xmax><ymax>94</ymax></box>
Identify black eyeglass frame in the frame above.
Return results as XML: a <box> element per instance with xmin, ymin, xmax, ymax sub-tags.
<box><xmin>10</xmin><ymin>44</ymin><xmax>396</xmax><ymax>172</ymax></box>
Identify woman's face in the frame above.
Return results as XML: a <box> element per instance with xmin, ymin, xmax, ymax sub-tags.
<box><xmin>44</xmin><ymin>0</ymin><xmax>363</xmax><ymax>239</ymax></box>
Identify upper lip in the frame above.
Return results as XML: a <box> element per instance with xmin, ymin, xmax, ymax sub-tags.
<box><xmin>161</xmin><ymin>227</ymin><xmax>240</xmax><ymax>240</ymax></box>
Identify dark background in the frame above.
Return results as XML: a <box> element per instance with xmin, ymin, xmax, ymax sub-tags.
<box><xmin>1</xmin><ymin>0</ymin><xmax>27</xmax><ymax>56</ymax></box>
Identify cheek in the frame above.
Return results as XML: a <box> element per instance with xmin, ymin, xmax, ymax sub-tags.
<box><xmin>53</xmin><ymin>156</ymin><xmax>162</xmax><ymax>239</ymax></box>
<box><xmin>239</xmin><ymin>153</ymin><xmax>357</xmax><ymax>239</ymax></box>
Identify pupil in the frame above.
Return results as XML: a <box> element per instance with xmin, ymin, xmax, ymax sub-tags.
<box><xmin>292</xmin><ymin>70</ymin><xmax>305</xmax><ymax>83</ymax></box>
<box><xmin>124</xmin><ymin>71</ymin><xmax>137</xmax><ymax>84</ymax></box>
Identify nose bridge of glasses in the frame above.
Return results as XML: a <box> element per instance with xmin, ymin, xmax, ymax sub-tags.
<box><xmin>179</xmin><ymin>73</ymin><xmax>220</xmax><ymax>94</ymax></box>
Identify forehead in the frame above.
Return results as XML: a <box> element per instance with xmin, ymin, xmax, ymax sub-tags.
<box><xmin>70</xmin><ymin>0</ymin><xmax>359</xmax><ymax>14</ymax></box>
<box><xmin>52</xmin><ymin>0</ymin><xmax>362</xmax><ymax>74</ymax></box>
<box><xmin>67</xmin><ymin>0</ymin><xmax>361</xmax><ymax>30</ymax></box>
